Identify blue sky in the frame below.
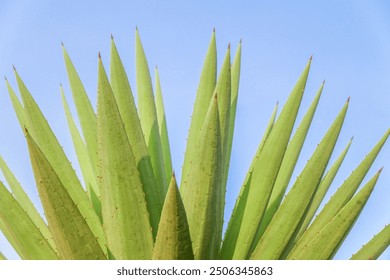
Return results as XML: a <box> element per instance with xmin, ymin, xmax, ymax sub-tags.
<box><xmin>0</xmin><ymin>0</ymin><xmax>389</xmax><ymax>260</ymax></box>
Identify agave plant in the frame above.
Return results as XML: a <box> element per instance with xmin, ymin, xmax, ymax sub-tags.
<box><xmin>0</xmin><ymin>30</ymin><xmax>389</xmax><ymax>260</ymax></box>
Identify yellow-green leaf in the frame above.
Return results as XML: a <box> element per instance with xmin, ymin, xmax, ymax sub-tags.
<box><xmin>26</xmin><ymin>131</ymin><xmax>105</xmax><ymax>259</ymax></box>
<box><xmin>220</xmin><ymin>101</ymin><xmax>278</xmax><ymax>259</ymax></box>
<box><xmin>351</xmin><ymin>224</ymin><xmax>390</xmax><ymax>260</ymax></box>
<box><xmin>233</xmin><ymin>59</ymin><xmax>311</xmax><ymax>259</ymax></box>
<box><xmin>12</xmin><ymin>69</ymin><xmax>106</xmax><ymax>254</ymax></box>
<box><xmin>155</xmin><ymin>67</ymin><xmax>173</xmax><ymax>192</ymax></box>
<box><xmin>0</xmin><ymin>181</ymin><xmax>58</xmax><ymax>260</ymax></box>
<box><xmin>136</xmin><ymin>29</ymin><xmax>167</xmax><ymax>196</ymax></box>
<box><xmin>61</xmin><ymin>89</ymin><xmax>101</xmax><ymax>220</ymax></box>
<box><xmin>0</xmin><ymin>156</ymin><xmax>56</xmax><ymax>250</ymax></box>
<box><xmin>181</xmin><ymin>30</ymin><xmax>217</xmax><ymax>191</ymax></box>
<box><xmin>253</xmin><ymin>82</ymin><xmax>324</xmax><ymax>251</ymax></box>
<box><xmin>288</xmin><ymin>169</ymin><xmax>382</xmax><ymax>260</ymax></box>
<box><xmin>291</xmin><ymin>129</ymin><xmax>389</xmax><ymax>256</ymax></box>
<box><xmin>97</xmin><ymin>56</ymin><xmax>153</xmax><ymax>259</ymax></box>
<box><xmin>62</xmin><ymin>45</ymin><xmax>98</xmax><ymax>172</ymax></box>
<box><xmin>153</xmin><ymin>174</ymin><xmax>194</xmax><ymax>260</ymax></box>
<box><xmin>250</xmin><ymin>99</ymin><xmax>348</xmax><ymax>260</ymax></box>
<box><xmin>181</xmin><ymin>95</ymin><xmax>222</xmax><ymax>259</ymax></box>
<box><xmin>110</xmin><ymin>38</ymin><xmax>162</xmax><ymax>237</ymax></box>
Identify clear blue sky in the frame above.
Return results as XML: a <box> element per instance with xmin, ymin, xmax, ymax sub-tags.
<box><xmin>0</xmin><ymin>0</ymin><xmax>389</xmax><ymax>260</ymax></box>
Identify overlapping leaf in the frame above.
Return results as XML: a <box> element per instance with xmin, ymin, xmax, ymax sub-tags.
<box><xmin>153</xmin><ymin>175</ymin><xmax>194</xmax><ymax>260</ymax></box>
<box><xmin>97</xmin><ymin>56</ymin><xmax>154</xmax><ymax>259</ymax></box>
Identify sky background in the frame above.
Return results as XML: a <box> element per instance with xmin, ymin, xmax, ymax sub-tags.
<box><xmin>0</xmin><ymin>0</ymin><xmax>389</xmax><ymax>260</ymax></box>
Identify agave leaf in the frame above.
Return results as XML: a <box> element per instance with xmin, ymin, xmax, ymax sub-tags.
<box><xmin>250</xmin><ymin>99</ymin><xmax>348</xmax><ymax>260</ymax></box>
<box><xmin>61</xmin><ymin>89</ymin><xmax>101</xmax><ymax>220</ymax></box>
<box><xmin>252</xmin><ymin>82</ymin><xmax>324</xmax><ymax>251</ymax></box>
<box><xmin>62</xmin><ymin>45</ymin><xmax>98</xmax><ymax>171</ymax></box>
<box><xmin>288</xmin><ymin>169</ymin><xmax>382</xmax><ymax>260</ymax></box>
<box><xmin>220</xmin><ymin>173</ymin><xmax>252</xmax><ymax>259</ymax></box>
<box><xmin>0</xmin><ymin>251</ymin><xmax>6</xmax><ymax>260</ymax></box>
<box><xmin>11</xmin><ymin>69</ymin><xmax>107</xmax><ymax>253</ymax></box>
<box><xmin>0</xmin><ymin>156</ymin><xmax>55</xmax><ymax>250</ymax></box>
<box><xmin>0</xmin><ymin>181</ymin><xmax>58</xmax><ymax>260</ymax></box>
<box><xmin>5</xmin><ymin>79</ymin><xmax>27</xmax><ymax>129</ymax></box>
<box><xmin>216</xmin><ymin>45</ymin><xmax>232</xmax><ymax>178</ymax></box>
<box><xmin>110</xmin><ymin>37</ymin><xmax>162</xmax><ymax>237</ymax></box>
<box><xmin>155</xmin><ymin>67</ymin><xmax>173</xmax><ymax>190</ymax></box>
<box><xmin>153</xmin><ymin>174</ymin><xmax>194</xmax><ymax>260</ymax></box>
<box><xmin>351</xmin><ymin>224</ymin><xmax>390</xmax><ymax>260</ymax></box>
<box><xmin>291</xmin><ymin>137</ymin><xmax>353</xmax><ymax>244</ymax></box>
<box><xmin>25</xmin><ymin>131</ymin><xmax>106</xmax><ymax>259</ymax></box>
<box><xmin>226</xmin><ymin>41</ymin><xmax>242</xmax><ymax>174</ymax></box>
<box><xmin>220</xmin><ymin>102</ymin><xmax>278</xmax><ymax>259</ymax></box>
<box><xmin>135</xmin><ymin>29</ymin><xmax>167</xmax><ymax>196</ymax></box>
<box><xmin>213</xmin><ymin>46</ymin><xmax>231</xmax><ymax>255</ymax></box>
<box><xmin>291</xmin><ymin>129</ymin><xmax>390</xmax><ymax>255</ymax></box>
<box><xmin>97</xmin><ymin>56</ymin><xmax>154</xmax><ymax>259</ymax></box>
<box><xmin>233</xmin><ymin>59</ymin><xmax>311</xmax><ymax>259</ymax></box>
<box><xmin>181</xmin><ymin>95</ymin><xmax>222</xmax><ymax>259</ymax></box>
<box><xmin>181</xmin><ymin>30</ymin><xmax>217</xmax><ymax>191</ymax></box>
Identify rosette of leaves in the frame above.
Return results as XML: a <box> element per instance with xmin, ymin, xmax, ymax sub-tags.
<box><xmin>0</xmin><ymin>30</ymin><xmax>388</xmax><ymax>260</ymax></box>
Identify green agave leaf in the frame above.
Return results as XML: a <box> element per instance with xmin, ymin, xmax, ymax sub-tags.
<box><xmin>216</xmin><ymin>45</ymin><xmax>231</xmax><ymax>178</ymax></box>
<box><xmin>181</xmin><ymin>30</ymin><xmax>217</xmax><ymax>191</ymax></box>
<box><xmin>110</xmin><ymin>37</ymin><xmax>162</xmax><ymax>237</ymax></box>
<box><xmin>220</xmin><ymin>173</ymin><xmax>252</xmax><ymax>259</ymax></box>
<box><xmin>135</xmin><ymin>29</ymin><xmax>167</xmax><ymax>196</ymax></box>
<box><xmin>226</xmin><ymin>40</ymin><xmax>242</xmax><ymax>173</ymax></box>
<box><xmin>155</xmin><ymin>67</ymin><xmax>173</xmax><ymax>190</ymax></box>
<box><xmin>250</xmin><ymin>99</ymin><xmax>348</xmax><ymax>260</ymax></box>
<box><xmin>0</xmin><ymin>156</ymin><xmax>55</xmax><ymax>250</ymax></box>
<box><xmin>233</xmin><ymin>59</ymin><xmax>311</xmax><ymax>259</ymax></box>
<box><xmin>97</xmin><ymin>56</ymin><xmax>154</xmax><ymax>259</ymax></box>
<box><xmin>153</xmin><ymin>174</ymin><xmax>194</xmax><ymax>260</ymax></box>
<box><xmin>61</xmin><ymin>89</ymin><xmax>101</xmax><ymax>220</ymax></box>
<box><xmin>62</xmin><ymin>45</ymin><xmax>98</xmax><ymax>172</ymax></box>
<box><xmin>181</xmin><ymin>95</ymin><xmax>222</xmax><ymax>260</ymax></box>
<box><xmin>351</xmin><ymin>224</ymin><xmax>390</xmax><ymax>260</ymax></box>
<box><xmin>11</xmin><ymin>69</ymin><xmax>107</xmax><ymax>253</ymax></box>
<box><xmin>291</xmin><ymin>128</ymin><xmax>390</xmax><ymax>256</ymax></box>
<box><xmin>0</xmin><ymin>181</ymin><xmax>58</xmax><ymax>260</ymax></box>
<box><xmin>25</xmin><ymin>131</ymin><xmax>105</xmax><ymax>260</ymax></box>
<box><xmin>220</xmin><ymin>101</ymin><xmax>278</xmax><ymax>259</ymax></box>
<box><xmin>213</xmin><ymin>46</ymin><xmax>231</xmax><ymax>255</ymax></box>
<box><xmin>252</xmin><ymin>82</ymin><xmax>324</xmax><ymax>251</ymax></box>
<box><xmin>0</xmin><ymin>251</ymin><xmax>6</xmax><ymax>260</ymax></box>
<box><xmin>5</xmin><ymin>78</ymin><xmax>27</xmax><ymax>130</ymax></box>
<box><xmin>288</xmin><ymin>169</ymin><xmax>382</xmax><ymax>260</ymax></box>
<box><xmin>291</xmin><ymin>137</ymin><xmax>353</xmax><ymax>244</ymax></box>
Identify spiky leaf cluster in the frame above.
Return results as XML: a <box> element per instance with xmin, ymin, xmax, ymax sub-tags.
<box><xmin>0</xmin><ymin>30</ymin><xmax>388</xmax><ymax>260</ymax></box>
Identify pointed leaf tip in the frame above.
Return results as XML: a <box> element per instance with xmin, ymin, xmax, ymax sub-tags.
<box><xmin>111</xmin><ymin>34</ymin><xmax>114</xmax><ymax>40</ymax></box>
<box><xmin>347</xmin><ymin>96</ymin><xmax>351</xmax><ymax>103</ymax></box>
